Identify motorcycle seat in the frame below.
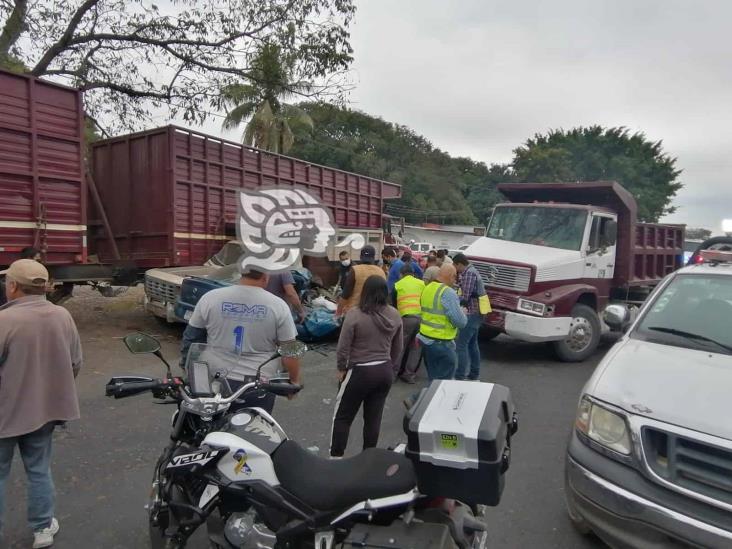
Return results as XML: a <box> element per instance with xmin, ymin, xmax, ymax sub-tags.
<box><xmin>271</xmin><ymin>440</ymin><xmax>417</xmax><ymax>511</ymax></box>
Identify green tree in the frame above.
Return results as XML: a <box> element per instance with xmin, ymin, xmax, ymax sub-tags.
<box><xmin>0</xmin><ymin>0</ymin><xmax>354</xmax><ymax>134</ymax></box>
<box><xmin>289</xmin><ymin>102</ymin><xmax>507</xmax><ymax>225</ymax></box>
<box><xmin>454</xmin><ymin>159</ymin><xmax>514</xmax><ymax>226</ymax></box>
<box><xmin>686</xmin><ymin>227</ymin><xmax>712</xmax><ymax>240</ymax></box>
<box><xmin>219</xmin><ymin>43</ymin><xmax>314</xmax><ymax>154</ymax></box>
<box><xmin>512</xmin><ymin>126</ymin><xmax>682</xmax><ymax>222</ymax></box>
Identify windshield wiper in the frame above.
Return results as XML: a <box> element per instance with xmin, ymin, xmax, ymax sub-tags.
<box><xmin>647</xmin><ymin>326</ymin><xmax>732</xmax><ymax>354</ymax></box>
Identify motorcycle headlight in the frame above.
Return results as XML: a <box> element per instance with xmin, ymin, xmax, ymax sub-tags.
<box><xmin>575</xmin><ymin>396</ymin><xmax>632</xmax><ymax>455</ymax></box>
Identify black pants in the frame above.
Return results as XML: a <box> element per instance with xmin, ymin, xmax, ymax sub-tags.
<box><xmin>330</xmin><ymin>362</ymin><xmax>393</xmax><ymax>457</ymax></box>
<box><xmin>397</xmin><ymin>315</ymin><xmax>422</xmax><ymax>381</ymax></box>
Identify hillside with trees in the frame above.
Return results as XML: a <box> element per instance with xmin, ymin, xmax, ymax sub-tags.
<box><xmin>290</xmin><ymin>102</ymin><xmax>508</xmax><ymax>225</ymax></box>
<box><xmin>512</xmin><ymin>126</ymin><xmax>682</xmax><ymax>222</ymax></box>
<box><xmin>291</xmin><ymin>109</ymin><xmax>682</xmax><ymax>226</ymax></box>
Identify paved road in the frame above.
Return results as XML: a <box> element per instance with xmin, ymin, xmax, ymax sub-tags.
<box><xmin>3</xmin><ymin>288</ymin><xmax>610</xmax><ymax>548</ymax></box>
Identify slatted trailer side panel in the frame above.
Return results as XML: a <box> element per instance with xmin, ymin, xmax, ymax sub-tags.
<box><xmin>0</xmin><ymin>70</ymin><xmax>85</xmax><ymax>268</ymax></box>
<box><xmin>91</xmin><ymin>126</ymin><xmax>401</xmax><ymax>267</ymax></box>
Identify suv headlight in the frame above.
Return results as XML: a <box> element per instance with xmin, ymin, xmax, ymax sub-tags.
<box><xmin>576</xmin><ymin>396</ymin><xmax>632</xmax><ymax>455</ymax></box>
<box><xmin>517</xmin><ymin>298</ymin><xmax>546</xmax><ymax>316</ymax></box>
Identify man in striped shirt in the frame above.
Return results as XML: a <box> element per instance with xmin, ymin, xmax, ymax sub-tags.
<box><xmin>453</xmin><ymin>253</ymin><xmax>486</xmax><ymax>381</ymax></box>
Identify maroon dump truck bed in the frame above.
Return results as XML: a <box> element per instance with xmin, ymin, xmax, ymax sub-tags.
<box><xmin>91</xmin><ymin>126</ymin><xmax>402</xmax><ymax>268</ymax></box>
<box><xmin>497</xmin><ymin>181</ymin><xmax>684</xmax><ymax>287</ymax></box>
<box><xmin>0</xmin><ymin>70</ymin><xmax>85</xmax><ymax>268</ymax></box>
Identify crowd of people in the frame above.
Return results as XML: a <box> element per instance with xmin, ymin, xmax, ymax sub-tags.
<box><xmin>330</xmin><ymin>245</ymin><xmax>489</xmax><ymax>457</ymax></box>
<box><xmin>0</xmin><ymin>244</ymin><xmax>488</xmax><ymax>546</ymax></box>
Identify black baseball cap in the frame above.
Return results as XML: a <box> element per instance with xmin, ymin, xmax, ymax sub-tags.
<box><xmin>360</xmin><ymin>245</ymin><xmax>376</xmax><ymax>262</ymax></box>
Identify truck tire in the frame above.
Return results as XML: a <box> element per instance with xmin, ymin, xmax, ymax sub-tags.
<box><xmin>553</xmin><ymin>304</ymin><xmax>601</xmax><ymax>362</ymax></box>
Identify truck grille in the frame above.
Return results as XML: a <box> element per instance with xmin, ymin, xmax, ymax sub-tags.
<box><xmin>486</xmin><ymin>291</ymin><xmax>519</xmax><ymax>311</ymax></box>
<box><xmin>145</xmin><ymin>276</ymin><xmax>180</xmax><ymax>304</ymax></box>
<box><xmin>472</xmin><ymin>261</ymin><xmax>531</xmax><ymax>292</ymax></box>
<box><xmin>643</xmin><ymin>428</ymin><xmax>732</xmax><ymax>507</ymax></box>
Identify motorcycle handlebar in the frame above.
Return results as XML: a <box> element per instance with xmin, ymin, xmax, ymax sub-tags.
<box><xmin>259</xmin><ymin>382</ymin><xmax>303</xmax><ymax>397</ymax></box>
<box><xmin>106</xmin><ymin>376</ymin><xmax>301</xmax><ymax>403</ymax></box>
<box><xmin>106</xmin><ymin>378</ymin><xmax>166</xmax><ymax>399</ymax></box>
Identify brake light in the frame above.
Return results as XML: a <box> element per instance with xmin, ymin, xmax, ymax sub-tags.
<box><xmin>700</xmin><ymin>249</ymin><xmax>732</xmax><ymax>263</ymax></box>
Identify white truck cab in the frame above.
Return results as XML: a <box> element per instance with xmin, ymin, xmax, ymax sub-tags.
<box><xmin>565</xmin><ymin>247</ymin><xmax>732</xmax><ymax>548</ymax></box>
<box><xmin>465</xmin><ymin>182</ymin><xmax>684</xmax><ymax>361</ymax></box>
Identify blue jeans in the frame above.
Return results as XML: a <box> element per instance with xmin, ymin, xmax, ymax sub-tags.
<box><xmin>422</xmin><ymin>340</ymin><xmax>457</xmax><ymax>381</ymax></box>
<box><xmin>455</xmin><ymin>314</ymin><xmax>483</xmax><ymax>380</ymax></box>
<box><xmin>0</xmin><ymin>422</ymin><xmax>55</xmax><ymax>533</ymax></box>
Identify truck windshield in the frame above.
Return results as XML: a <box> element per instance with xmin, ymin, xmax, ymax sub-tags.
<box><xmin>634</xmin><ymin>274</ymin><xmax>732</xmax><ymax>354</ymax></box>
<box><xmin>487</xmin><ymin>206</ymin><xmax>588</xmax><ymax>251</ymax></box>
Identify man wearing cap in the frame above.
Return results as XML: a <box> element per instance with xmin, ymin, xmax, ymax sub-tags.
<box><xmin>337</xmin><ymin>245</ymin><xmax>386</xmax><ymax>315</ymax></box>
<box><xmin>0</xmin><ymin>260</ymin><xmax>82</xmax><ymax>548</ymax></box>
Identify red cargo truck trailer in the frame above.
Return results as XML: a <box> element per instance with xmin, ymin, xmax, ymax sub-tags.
<box><xmin>0</xmin><ymin>69</ymin><xmax>87</xmax><ymax>268</ymax></box>
<box><xmin>0</xmin><ymin>70</ymin><xmax>401</xmax><ymax>301</ymax></box>
<box><xmin>464</xmin><ymin>181</ymin><xmax>685</xmax><ymax>362</ymax></box>
<box><xmin>90</xmin><ymin>125</ymin><xmax>401</xmax><ymax>268</ymax></box>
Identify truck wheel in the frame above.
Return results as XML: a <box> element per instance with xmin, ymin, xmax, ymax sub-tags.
<box><xmin>553</xmin><ymin>304</ymin><xmax>601</xmax><ymax>362</ymax></box>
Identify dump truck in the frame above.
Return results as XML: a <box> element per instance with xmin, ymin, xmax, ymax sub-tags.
<box><xmin>0</xmin><ymin>69</ymin><xmax>401</xmax><ymax>303</ymax></box>
<box><xmin>465</xmin><ymin>181</ymin><xmax>685</xmax><ymax>362</ymax></box>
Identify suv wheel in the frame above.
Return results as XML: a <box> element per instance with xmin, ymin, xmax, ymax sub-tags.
<box><xmin>553</xmin><ymin>304</ymin><xmax>601</xmax><ymax>362</ymax></box>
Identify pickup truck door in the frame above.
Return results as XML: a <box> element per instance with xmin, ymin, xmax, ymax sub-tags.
<box><xmin>583</xmin><ymin>215</ymin><xmax>617</xmax><ymax>280</ymax></box>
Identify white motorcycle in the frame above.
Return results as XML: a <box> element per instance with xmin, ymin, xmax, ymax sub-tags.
<box><xmin>106</xmin><ymin>334</ymin><xmax>518</xmax><ymax>549</ymax></box>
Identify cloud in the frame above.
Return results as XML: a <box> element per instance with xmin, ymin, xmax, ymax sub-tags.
<box><xmin>348</xmin><ymin>0</ymin><xmax>732</xmax><ymax>231</ymax></box>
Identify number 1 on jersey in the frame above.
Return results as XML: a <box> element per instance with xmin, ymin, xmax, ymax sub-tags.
<box><xmin>233</xmin><ymin>326</ymin><xmax>245</xmax><ymax>354</ymax></box>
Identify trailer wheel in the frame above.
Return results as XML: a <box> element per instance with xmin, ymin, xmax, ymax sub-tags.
<box><xmin>553</xmin><ymin>304</ymin><xmax>601</xmax><ymax>362</ymax></box>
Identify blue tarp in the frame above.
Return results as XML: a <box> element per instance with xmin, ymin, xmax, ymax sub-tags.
<box><xmin>297</xmin><ymin>308</ymin><xmax>340</xmax><ymax>342</ymax></box>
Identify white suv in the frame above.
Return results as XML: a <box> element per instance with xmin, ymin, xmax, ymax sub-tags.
<box><xmin>565</xmin><ymin>248</ymin><xmax>732</xmax><ymax>548</ymax></box>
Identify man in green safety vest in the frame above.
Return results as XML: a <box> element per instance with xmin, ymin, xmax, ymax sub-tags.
<box><xmin>417</xmin><ymin>264</ymin><xmax>467</xmax><ymax>380</ymax></box>
<box><xmin>391</xmin><ymin>263</ymin><xmax>425</xmax><ymax>383</ymax></box>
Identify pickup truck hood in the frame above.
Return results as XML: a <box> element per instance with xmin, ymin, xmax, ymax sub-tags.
<box><xmin>589</xmin><ymin>338</ymin><xmax>732</xmax><ymax>440</ymax></box>
<box><xmin>465</xmin><ymin>237</ymin><xmax>583</xmax><ymax>278</ymax></box>
<box><xmin>145</xmin><ymin>265</ymin><xmax>219</xmax><ymax>285</ymax></box>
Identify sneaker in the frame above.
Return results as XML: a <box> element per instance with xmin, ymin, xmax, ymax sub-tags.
<box><xmin>33</xmin><ymin>518</ymin><xmax>59</xmax><ymax>549</ymax></box>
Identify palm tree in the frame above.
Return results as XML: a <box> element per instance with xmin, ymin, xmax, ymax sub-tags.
<box><xmin>220</xmin><ymin>43</ymin><xmax>314</xmax><ymax>154</ymax></box>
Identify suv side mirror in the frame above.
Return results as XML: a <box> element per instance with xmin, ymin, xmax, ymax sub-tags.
<box><xmin>603</xmin><ymin>305</ymin><xmax>630</xmax><ymax>332</ymax></box>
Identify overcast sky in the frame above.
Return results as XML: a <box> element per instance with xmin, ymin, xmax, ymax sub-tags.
<box><xmin>337</xmin><ymin>0</ymin><xmax>730</xmax><ymax>232</ymax></box>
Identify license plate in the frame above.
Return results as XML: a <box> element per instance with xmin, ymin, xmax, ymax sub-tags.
<box><xmin>184</xmin><ymin>310</ymin><xmax>192</xmax><ymax>321</ymax></box>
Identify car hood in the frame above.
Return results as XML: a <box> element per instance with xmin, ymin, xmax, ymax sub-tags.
<box><xmin>589</xmin><ymin>338</ymin><xmax>732</xmax><ymax>440</ymax></box>
<box><xmin>145</xmin><ymin>266</ymin><xmax>219</xmax><ymax>284</ymax></box>
<box><xmin>465</xmin><ymin>237</ymin><xmax>581</xmax><ymax>270</ymax></box>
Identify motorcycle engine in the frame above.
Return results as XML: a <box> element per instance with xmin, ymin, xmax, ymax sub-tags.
<box><xmin>224</xmin><ymin>510</ymin><xmax>276</xmax><ymax>549</ymax></box>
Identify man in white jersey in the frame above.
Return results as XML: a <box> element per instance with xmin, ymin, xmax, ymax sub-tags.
<box><xmin>180</xmin><ymin>269</ymin><xmax>301</xmax><ymax>413</ymax></box>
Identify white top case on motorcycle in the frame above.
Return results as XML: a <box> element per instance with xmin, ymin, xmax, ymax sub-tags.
<box><xmin>404</xmin><ymin>380</ymin><xmax>515</xmax><ymax>506</ymax></box>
